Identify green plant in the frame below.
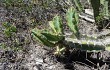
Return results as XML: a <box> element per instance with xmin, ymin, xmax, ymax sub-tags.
<box><xmin>3</xmin><ymin>0</ymin><xmax>33</xmax><ymax>13</ymax></box>
<box><xmin>3</xmin><ymin>0</ymin><xmax>23</xmax><ymax>7</ymax></box>
<box><xmin>66</xmin><ymin>7</ymin><xmax>80</xmax><ymax>39</ymax></box>
<box><xmin>72</xmin><ymin>0</ymin><xmax>110</xmax><ymax>28</ymax></box>
<box><xmin>100</xmin><ymin>0</ymin><xmax>109</xmax><ymax>18</ymax></box>
<box><xmin>0</xmin><ymin>43</ymin><xmax>7</xmax><ymax>50</ymax></box>
<box><xmin>73</xmin><ymin>0</ymin><xmax>83</xmax><ymax>12</ymax></box>
<box><xmin>32</xmin><ymin>7</ymin><xmax>110</xmax><ymax>55</ymax></box>
<box><xmin>90</xmin><ymin>0</ymin><xmax>100</xmax><ymax>22</ymax></box>
<box><xmin>89</xmin><ymin>0</ymin><xmax>110</xmax><ymax>29</ymax></box>
<box><xmin>32</xmin><ymin>15</ymin><xmax>65</xmax><ymax>55</ymax></box>
<box><xmin>2</xmin><ymin>22</ymin><xmax>17</xmax><ymax>37</ymax></box>
<box><xmin>0</xmin><ymin>42</ymin><xmax>23</xmax><ymax>51</ymax></box>
<box><xmin>1</xmin><ymin>22</ymin><xmax>24</xmax><ymax>51</ymax></box>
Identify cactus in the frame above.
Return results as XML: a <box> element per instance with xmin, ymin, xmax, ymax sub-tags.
<box><xmin>66</xmin><ymin>7</ymin><xmax>80</xmax><ymax>39</ymax></box>
<box><xmin>32</xmin><ymin>7</ymin><xmax>110</xmax><ymax>55</ymax></box>
<box><xmin>32</xmin><ymin>15</ymin><xmax>65</xmax><ymax>55</ymax></box>
<box><xmin>49</xmin><ymin>15</ymin><xmax>63</xmax><ymax>35</ymax></box>
<box><xmin>65</xmin><ymin>38</ymin><xmax>106</xmax><ymax>51</ymax></box>
<box><xmin>90</xmin><ymin>0</ymin><xmax>100</xmax><ymax>22</ymax></box>
<box><xmin>72</xmin><ymin>0</ymin><xmax>110</xmax><ymax>29</ymax></box>
<box><xmin>32</xmin><ymin>30</ymin><xmax>55</xmax><ymax>47</ymax></box>
<box><xmin>73</xmin><ymin>0</ymin><xmax>83</xmax><ymax>12</ymax></box>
